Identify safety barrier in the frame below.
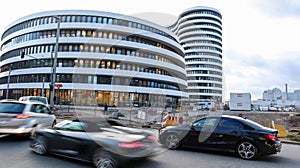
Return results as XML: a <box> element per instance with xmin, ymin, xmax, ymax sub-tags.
<box><xmin>270</xmin><ymin>121</ymin><xmax>287</xmax><ymax>137</ymax></box>
<box><xmin>161</xmin><ymin>114</ymin><xmax>184</xmax><ymax>127</ymax></box>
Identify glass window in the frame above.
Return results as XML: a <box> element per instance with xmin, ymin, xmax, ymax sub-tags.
<box><xmin>87</xmin><ymin>16</ymin><xmax>92</xmax><ymax>22</ymax></box>
<box><xmin>82</xmin><ymin>16</ymin><xmax>87</xmax><ymax>22</ymax></box>
<box><xmin>101</xmin><ymin>61</ymin><xmax>105</xmax><ymax>68</ymax></box>
<box><xmin>56</xmin><ymin>121</ymin><xmax>86</xmax><ymax>132</ymax></box>
<box><xmin>218</xmin><ymin>118</ymin><xmax>243</xmax><ymax>129</ymax></box>
<box><xmin>97</xmin><ymin>17</ymin><xmax>102</xmax><ymax>23</ymax></box>
<box><xmin>103</xmin><ymin>17</ymin><xmax>107</xmax><ymax>24</ymax></box>
<box><xmin>0</xmin><ymin>102</ymin><xmax>25</xmax><ymax>113</ymax></box>
<box><xmin>108</xmin><ymin>18</ymin><xmax>113</xmax><ymax>24</ymax></box>
<box><xmin>76</xmin><ymin>16</ymin><xmax>81</xmax><ymax>22</ymax></box>
<box><xmin>193</xmin><ymin>118</ymin><xmax>218</xmax><ymax>127</ymax></box>
<box><xmin>82</xmin><ymin>30</ymin><xmax>86</xmax><ymax>37</ymax></box>
<box><xmin>92</xmin><ymin>16</ymin><xmax>97</xmax><ymax>23</ymax></box>
<box><xmin>95</xmin><ymin>46</ymin><xmax>100</xmax><ymax>52</ymax></box>
<box><xmin>71</xmin><ymin>16</ymin><xmax>76</xmax><ymax>22</ymax></box>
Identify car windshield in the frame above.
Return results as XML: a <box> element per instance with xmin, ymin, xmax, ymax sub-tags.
<box><xmin>0</xmin><ymin>102</ymin><xmax>25</xmax><ymax>113</ymax></box>
<box><xmin>29</xmin><ymin>97</ymin><xmax>47</xmax><ymax>104</ymax></box>
<box><xmin>54</xmin><ymin>119</ymin><xmax>124</xmax><ymax>132</ymax></box>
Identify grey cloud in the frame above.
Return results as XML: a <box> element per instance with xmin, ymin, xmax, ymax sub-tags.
<box><xmin>224</xmin><ymin>50</ymin><xmax>300</xmax><ymax>99</ymax></box>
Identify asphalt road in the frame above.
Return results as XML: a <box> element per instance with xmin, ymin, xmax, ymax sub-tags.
<box><xmin>0</xmin><ymin>135</ymin><xmax>300</xmax><ymax>168</ymax></box>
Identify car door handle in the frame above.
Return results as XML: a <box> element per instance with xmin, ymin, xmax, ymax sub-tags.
<box><xmin>218</xmin><ymin>134</ymin><xmax>223</xmax><ymax>138</ymax></box>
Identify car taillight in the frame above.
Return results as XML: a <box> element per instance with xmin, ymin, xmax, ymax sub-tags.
<box><xmin>264</xmin><ymin>134</ymin><xmax>279</xmax><ymax>141</ymax></box>
<box><xmin>148</xmin><ymin>135</ymin><xmax>158</xmax><ymax>141</ymax></box>
<box><xmin>15</xmin><ymin>113</ymin><xmax>30</xmax><ymax>119</ymax></box>
<box><xmin>118</xmin><ymin>142</ymin><xmax>145</xmax><ymax>148</ymax></box>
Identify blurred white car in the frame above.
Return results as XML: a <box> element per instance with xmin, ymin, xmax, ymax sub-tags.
<box><xmin>0</xmin><ymin>100</ymin><xmax>56</xmax><ymax>136</ymax></box>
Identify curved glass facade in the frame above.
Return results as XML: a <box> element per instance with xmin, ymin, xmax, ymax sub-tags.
<box><xmin>0</xmin><ymin>10</ymin><xmax>188</xmax><ymax>107</ymax></box>
<box><xmin>169</xmin><ymin>6</ymin><xmax>223</xmax><ymax>103</ymax></box>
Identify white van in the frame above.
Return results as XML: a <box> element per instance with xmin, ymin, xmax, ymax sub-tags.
<box><xmin>19</xmin><ymin>96</ymin><xmax>49</xmax><ymax>107</ymax></box>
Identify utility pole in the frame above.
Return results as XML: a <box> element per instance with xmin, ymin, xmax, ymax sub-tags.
<box><xmin>50</xmin><ymin>16</ymin><xmax>60</xmax><ymax>110</ymax></box>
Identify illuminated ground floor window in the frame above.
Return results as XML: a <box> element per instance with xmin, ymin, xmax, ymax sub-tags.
<box><xmin>1</xmin><ymin>88</ymin><xmax>179</xmax><ymax>108</ymax></box>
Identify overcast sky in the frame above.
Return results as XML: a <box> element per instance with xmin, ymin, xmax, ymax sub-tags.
<box><xmin>0</xmin><ymin>0</ymin><xmax>299</xmax><ymax>100</ymax></box>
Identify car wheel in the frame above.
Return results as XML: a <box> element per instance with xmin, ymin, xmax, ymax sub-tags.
<box><xmin>93</xmin><ymin>149</ymin><xmax>118</xmax><ymax>168</ymax></box>
<box><xmin>164</xmin><ymin>133</ymin><xmax>181</xmax><ymax>150</ymax></box>
<box><xmin>237</xmin><ymin>141</ymin><xmax>257</xmax><ymax>160</ymax></box>
<box><xmin>32</xmin><ymin>136</ymin><xmax>47</xmax><ymax>155</ymax></box>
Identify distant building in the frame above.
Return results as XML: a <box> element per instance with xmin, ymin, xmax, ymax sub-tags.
<box><xmin>256</xmin><ymin>87</ymin><xmax>300</xmax><ymax>111</ymax></box>
<box><xmin>262</xmin><ymin>88</ymin><xmax>300</xmax><ymax>102</ymax></box>
<box><xmin>169</xmin><ymin>6</ymin><xmax>223</xmax><ymax>104</ymax></box>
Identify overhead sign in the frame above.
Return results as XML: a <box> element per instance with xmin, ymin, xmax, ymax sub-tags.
<box><xmin>55</xmin><ymin>83</ymin><xmax>63</xmax><ymax>88</ymax></box>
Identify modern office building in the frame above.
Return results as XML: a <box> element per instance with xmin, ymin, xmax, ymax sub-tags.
<box><xmin>169</xmin><ymin>6</ymin><xmax>223</xmax><ymax>104</ymax></box>
<box><xmin>0</xmin><ymin>10</ymin><xmax>188</xmax><ymax>107</ymax></box>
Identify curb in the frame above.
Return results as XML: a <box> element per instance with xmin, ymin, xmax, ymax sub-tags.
<box><xmin>280</xmin><ymin>139</ymin><xmax>300</xmax><ymax>145</ymax></box>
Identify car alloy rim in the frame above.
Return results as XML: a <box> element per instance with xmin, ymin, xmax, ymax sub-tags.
<box><xmin>33</xmin><ymin>143</ymin><xmax>46</xmax><ymax>154</ymax></box>
<box><xmin>238</xmin><ymin>142</ymin><xmax>256</xmax><ymax>159</ymax></box>
<box><xmin>93</xmin><ymin>150</ymin><xmax>117</xmax><ymax>168</ymax></box>
<box><xmin>95</xmin><ymin>159</ymin><xmax>116</xmax><ymax>168</ymax></box>
<box><xmin>32</xmin><ymin>139</ymin><xmax>46</xmax><ymax>155</ymax></box>
<box><xmin>166</xmin><ymin>134</ymin><xmax>179</xmax><ymax>149</ymax></box>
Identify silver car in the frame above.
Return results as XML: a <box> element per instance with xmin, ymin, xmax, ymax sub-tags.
<box><xmin>0</xmin><ymin>100</ymin><xmax>56</xmax><ymax>136</ymax></box>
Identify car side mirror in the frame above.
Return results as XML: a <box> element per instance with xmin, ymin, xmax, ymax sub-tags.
<box><xmin>189</xmin><ymin>123</ymin><xmax>194</xmax><ymax>129</ymax></box>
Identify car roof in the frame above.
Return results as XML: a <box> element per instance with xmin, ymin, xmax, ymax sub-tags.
<box><xmin>0</xmin><ymin>99</ymin><xmax>45</xmax><ymax>105</ymax></box>
<box><xmin>203</xmin><ymin>115</ymin><xmax>242</xmax><ymax>119</ymax></box>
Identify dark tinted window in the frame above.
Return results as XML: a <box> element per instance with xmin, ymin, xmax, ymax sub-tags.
<box><xmin>28</xmin><ymin>97</ymin><xmax>47</xmax><ymax>104</ymax></box>
<box><xmin>0</xmin><ymin>102</ymin><xmax>25</xmax><ymax>113</ymax></box>
<box><xmin>31</xmin><ymin>104</ymin><xmax>49</xmax><ymax>113</ymax></box>
<box><xmin>193</xmin><ymin>118</ymin><xmax>218</xmax><ymax>127</ymax></box>
<box><xmin>218</xmin><ymin>118</ymin><xmax>244</xmax><ymax>129</ymax></box>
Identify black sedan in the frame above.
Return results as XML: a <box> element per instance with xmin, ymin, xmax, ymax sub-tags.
<box><xmin>158</xmin><ymin>115</ymin><xmax>281</xmax><ymax>160</ymax></box>
<box><xmin>30</xmin><ymin>117</ymin><xmax>162</xmax><ymax>168</ymax></box>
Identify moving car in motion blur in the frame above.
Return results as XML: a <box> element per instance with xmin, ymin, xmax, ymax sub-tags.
<box><xmin>30</xmin><ymin>117</ymin><xmax>162</xmax><ymax>168</ymax></box>
<box><xmin>158</xmin><ymin>115</ymin><xmax>281</xmax><ymax>160</ymax></box>
<box><xmin>0</xmin><ymin>99</ymin><xmax>56</xmax><ymax>137</ymax></box>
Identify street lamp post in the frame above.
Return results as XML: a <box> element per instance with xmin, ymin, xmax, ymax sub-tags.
<box><xmin>42</xmin><ymin>77</ymin><xmax>45</xmax><ymax>97</ymax></box>
<box><xmin>6</xmin><ymin>64</ymin><xmax>12</xmax><ymax>99</ymax></box>
<box><xmin>50</xmin><ymin>16</ymin><xmax>60</xmax><ymax>110</ymax></box>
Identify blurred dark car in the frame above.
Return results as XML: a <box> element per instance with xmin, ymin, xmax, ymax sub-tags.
<box><xmin>158</xmin><ymin>115</ymin><xmax>281</xmax><ymax>160</ymax></box>
<box><xmin>30</xmin><ymin>117</ymin><xmax>162</xmax><ymax>168</ymax></box>
<box><xmin>108</xmin><ymin>111</ymin><xmax>125</xmax><ymax>119</ymax></box>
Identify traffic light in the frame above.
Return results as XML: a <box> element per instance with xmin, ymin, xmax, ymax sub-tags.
<box><xmin>49</xmin><ymin>84</ymin><xmax>53</xmax><ymax>90</ymax></box>
<box><xmin>20</xmin><ymin>51</ymin><xmax>25</xmax><ymax>59</ymax></box>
